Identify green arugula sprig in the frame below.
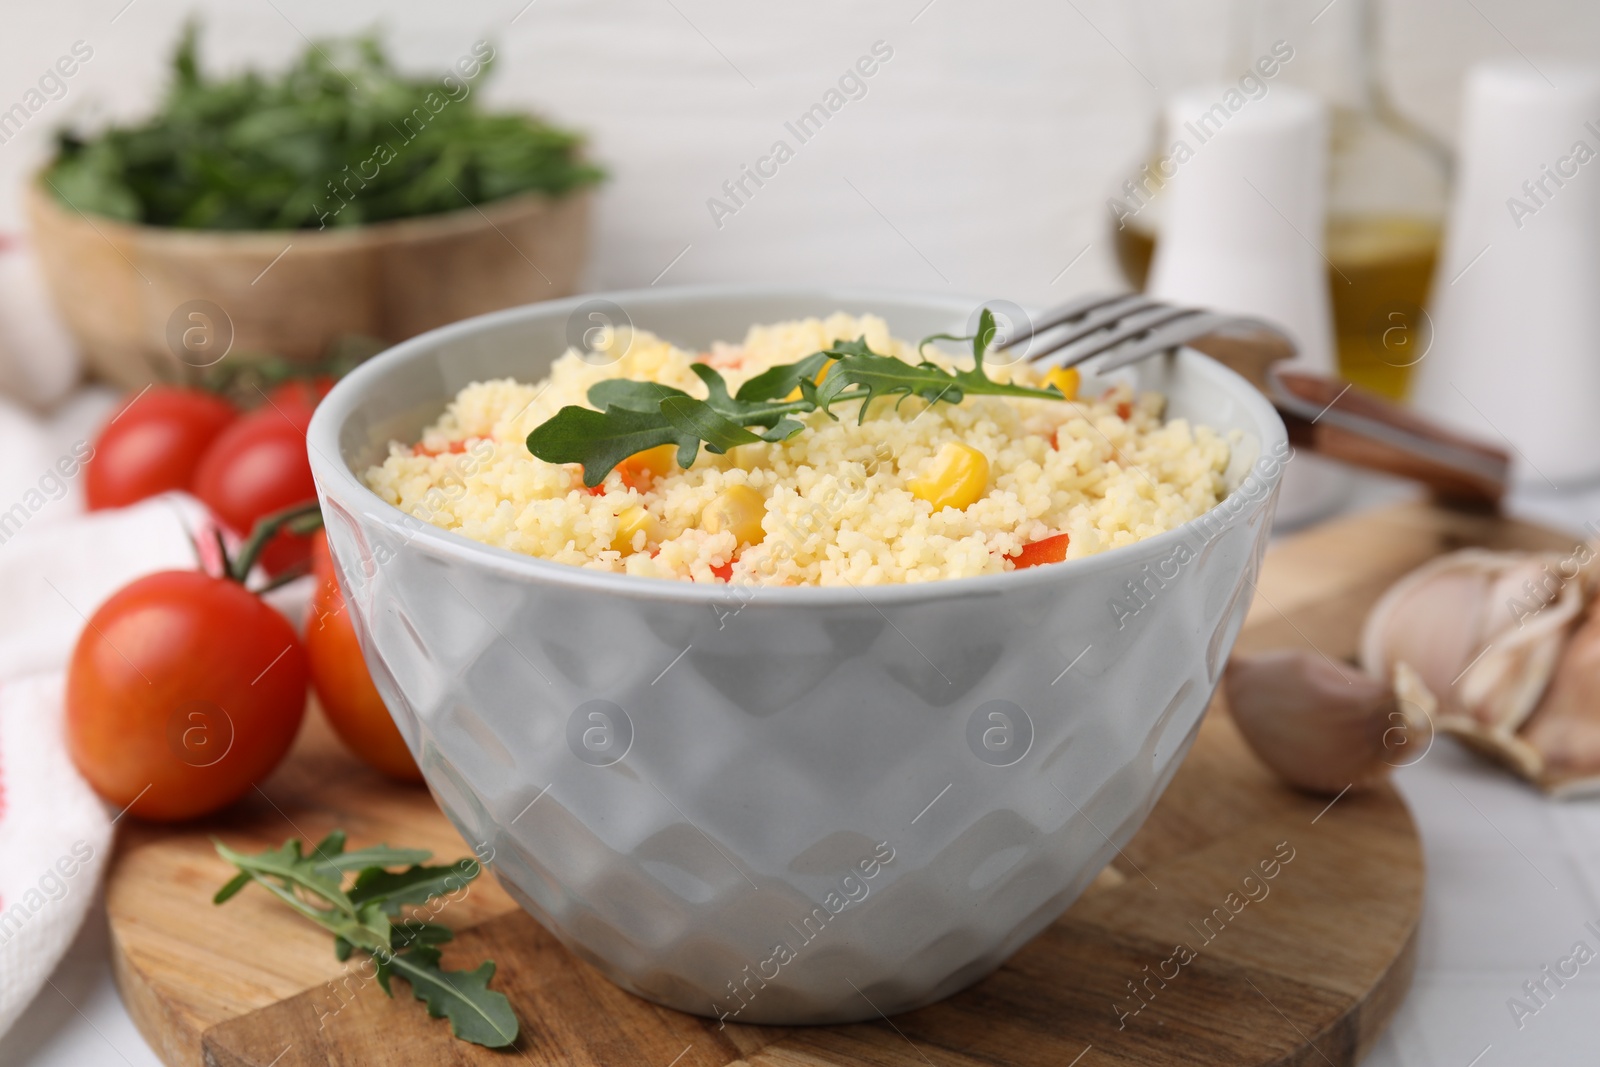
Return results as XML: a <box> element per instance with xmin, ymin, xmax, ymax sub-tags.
<box><xmin>213</xmin><ymin>831</ymin><xmax>518</xmax><ymax>1048</ymax></box>
<box><xmin>47</xmin><ymin>24</ymin><xmax>603</xmax><ymax>230</ymax></box>
<box><xmin>527</xmin><ymin>308</ymin><xmax>1063</xmax><ymax>487</ymax></box>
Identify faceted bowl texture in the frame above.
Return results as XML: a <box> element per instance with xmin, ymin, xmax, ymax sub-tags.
<box><xmin>307</xmin><ymin>287</ymin><xmax>1286</xmax><ymax>1024</ymax></box>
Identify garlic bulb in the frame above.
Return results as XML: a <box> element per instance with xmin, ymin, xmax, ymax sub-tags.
<box><xmin>1223</xmin><ymin>650</ymin><xmax>1430</xmax><ymax>795</ymax></box>
<box><xmin>1359</xmin><ymin>548</ymin><xmax>1590</xmax><ymax>738</ymax></box>
<box><xmin>1497</xmin><ymin>605</ymin><xmax>1600</xmax><ymax>795</ymax></box>
<box><xmin>1360</xmin><ymin>541</ymin><xmax>1600</xmax><ymax>796</ymax></box>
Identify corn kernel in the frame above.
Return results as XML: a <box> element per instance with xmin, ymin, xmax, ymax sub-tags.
<box><xmin>1043</xmin><ymin>366</ymin><xmax>1080</xmax><ymax>400</ymax></box>
<box><xmin>909</xmin><ymin>442</ymin><xmax>990</xmax><ymax>511</ymax></box>
<box><xmin>611</xmin><ymin>506</ymin><xmax>658</xmax><ymax>553</ymax></box>
<box><xmin>701</xmin><ymin>484</ymin><xmax>767</xmax><ymax>547</ymax></box>
<box><xmin>617</xmin><ymin>443</ymin><xmax>679</xmax><ymax>490</ymax></box>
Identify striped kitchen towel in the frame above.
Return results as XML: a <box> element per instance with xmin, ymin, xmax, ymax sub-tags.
<box><xmin>0</xmin><ymin>494</ymin><xmax>209</xmax><ymax>1037</ymax></box>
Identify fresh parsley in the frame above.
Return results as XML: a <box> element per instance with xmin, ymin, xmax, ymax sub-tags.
<box><xmin>46</xmin><ymin>24</ymin><xmax>603</xmax><ymax>230</ymax></box>
<box><xmin>213</xmin><ymin>831</ymin><xmax>518</xmax><ymax>1048</ymax></box>
<box><xmin>527</xmin><ymin>308</ymin><xmax>1062</xmax><ymax>486</ymax></box>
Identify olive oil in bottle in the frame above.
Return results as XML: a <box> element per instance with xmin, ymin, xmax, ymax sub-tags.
<box><xmin>1110</xmin><ymin>0</ymin><xmax>1449</xmax><ymax>401</ymax></box>
<box><xmin>1111</xmin><ymin>208</ymin><xmax>1160</xmax><ymax>298</ymax></box>
<box><xmin>1324</xmin><ymin>215</ymin><xmax>1440</xmax><ymax>398</ymax></box>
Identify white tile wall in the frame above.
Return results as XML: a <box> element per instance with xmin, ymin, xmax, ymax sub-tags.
<box><xmin>1</xmin><ymin>0</ymin><xmax>1596</xmax><ymax>304</ymax></box>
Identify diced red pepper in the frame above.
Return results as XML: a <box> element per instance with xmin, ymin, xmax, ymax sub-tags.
<box><xmin>412</xmin><ymin>439</ymin><xmax>468</xmax><ymax>457</ymax></box>
<box><xmin>1005</xmin><ymin>533</ymin><xmax>1070</xmax><ymax>570</ymax></box>
<box><xmin>711</xmin><ymin>560</ymin><xmax>735</xmax><ymax>582</ymax></box>
<box><xmin>1115</xmin><ymin>401</ymin><xmax>1132</xmax><ymax>420</ymax></box>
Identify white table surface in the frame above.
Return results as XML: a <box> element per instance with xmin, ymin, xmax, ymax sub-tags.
<box><xmin>8</xmin><ymin>474</ymin><xmax>1600</xmax><ymax>1067</ymax></box>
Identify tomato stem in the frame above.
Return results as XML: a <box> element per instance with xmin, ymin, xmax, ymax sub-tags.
<box><xmin>230</xmin><ymin>501</ymin><xmax>324</xmax><ymax>584</ymax></box>
<box><xmin>254</xmin><ymin>561</ymin><xmax>314</xmax><ymax>594</ymax></box>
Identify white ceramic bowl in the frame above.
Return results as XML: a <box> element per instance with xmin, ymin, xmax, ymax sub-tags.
<box><xmin>307</xmin><ymin>286</ymin><xmax>1287</xmax><ymax>1024</ymax></box>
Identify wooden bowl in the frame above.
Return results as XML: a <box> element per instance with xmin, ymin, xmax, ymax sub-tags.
<box><xmin>27</xmin><ymin>181</ymin><xmax>591</xmax><ymax>388</ymax></box>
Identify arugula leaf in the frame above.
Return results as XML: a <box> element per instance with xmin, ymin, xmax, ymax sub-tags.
<box><xmin>393</xmin><ymin>919</ymin><xmax>455</xmax><ymax>948</ymax></box>
<box><xmin>588</xmin><ymin>378</ymin><xmax>688</xmax><ymax>413</ymax></box>
<box><xmin>526</xmin><ymin>323</ymin><xmax>1061</xmax><ymax>484</ymax></box>
<box><xmin>528</xmin><ymin>405</ymin><xmax>687</xmax><ymax>487</ymax></box>
<box><xmin>349</xmin><ymin>860</ymin><xmax>479</xmax><ymax>915</ymax></box>
<box><xmin>214</xmin><ymin>840</ymin><xmax>392</xmax><ymax>956</ymax></box>
<box><xmin>974</xmin><ymin>307</ymin><xmax>1000</xmax><ymax>359</ymax></box>
<box><xmin>660</xmin><ymin>397</ymin><xmax>764</xmax><ymax>452</ymax></box>
<box><xmin>816</xmin><ymin>328</ymin><xmax>1060</xmax><ymax>422</ymax></box>
<box><xmin>917</xmin><ymin>306</ymin><xmax>1000</xmax><ymax>363</ymax></box>
<box><xmin>385</xmin><ymin>948</ymin><xmax>519</xmax><ymax>1048</ymax></box>
<box><xmin>214</xmin><ymin>839</ymin><xmax>350</xmax><ymax>918</ymax></box>
<box><xmin>212</xmin><ymin>871</ymin><xmax>251</xmax><ymax>905</ymax></box>
<box><xmin>762</xmin><ymin>418</ymin><xmax>808</xmax><ymax>442</ymax></box>
<box><xmin>734</xmin><ymin>351</ymin><xmax>832</xmax><ymax>403</ymax></box>
<box><xmin>313</xmin><ymin>829</ymin><xmax>348</xmax><ymax>857</ymax></box>
<box><xmin>214</xmin><ymin>835</ymin><xmax>516</xmax><ymax>1049</ymax></box>
<box><xmin>815</xmin><ymin>348</ymin><xmax>960</xmax><ymax>419</ymax></box>
<box><xmin>530</xmin><ymin>361</ymin><xmax>812</xmax><ymax>485</ymax></box>
<box><xmin>687</xmin><ymin>362</ymin><xmax>735</xmax><ymax>405</ymax></box>
<box><xmin>315</xmin><ymin>845</ymin><xmax>436</xmax><ymax>878</ymax></box>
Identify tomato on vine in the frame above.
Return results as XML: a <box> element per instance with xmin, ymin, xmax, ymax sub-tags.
<box><xmin>192</xmin><ymin>404</ymin><xmax>318</xmax><ymax>575</ymax></box>
<box><xmin>65</xmin><ymin>504</ymin><xmax>322</xmax><ymax>821</ymax></box>
<box><xmin>306</xmin><ymin>531</ymin><xmax>422</xmax><ymax>782</ymax></box>
<box><xmin>85</xmin><ymin>387</ymin><xmax>238</xmax><ymax>510</ymax></box>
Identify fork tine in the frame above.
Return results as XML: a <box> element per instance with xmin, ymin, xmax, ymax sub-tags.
<box><xmin>1027</xmin><ymin>304</ymin><xmax>1201</xmax><ymax>366</ymax></box>
<box><xmin>1008</xmin><ymin>295</ymin><xmax>1163</xmax><ymax>360</ymax></box>
<box><xmin>1087</xmin><ymin>311</ymin><xmax>1245</xmax><ymax>373</ymax></box>
<box><xmin>998</xmin><ymin>294</ymin><xmax>1299</xmax><ymax>383</ymax></box>
<box><xmin>997</xmin><ymin>293</ymin><xmax>1143</xmax><ymax>351</ymax></box>
<box><xmin>1094</xmin><ymin>312</ymin><xmax>1303</xmax><ymax>384</ymax></box>
<box><xmin>1036</xmin><ymin>307</ymin><xmax>1209</xmax><ymax>374</ymax></box>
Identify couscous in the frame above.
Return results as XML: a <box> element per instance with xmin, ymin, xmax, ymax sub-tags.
<box><xmin>363</xmin><ymin>314</ymin><xmax>1231</xmax><ymax>586</ymax></box>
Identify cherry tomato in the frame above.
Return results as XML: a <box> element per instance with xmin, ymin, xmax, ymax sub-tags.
<box><xmin>65</xmin><ymin>570</ymin><xmax>308</xmax><ymax>822</ymax></box>
<box><xmin>193</xmin><ymin>404</ymin><xmax>317</xmax><ymax>575</ymax></box>
<box><xmin>1006</xmin><ymin>532</ymin><xmax>1071</xmax><ymax>570</ymax></box>
<box><xmin>306</xmin><ymin>532</ymin><xmax>421</xmax><ymax>782</ymax></box>
<box><xmin>85</xmin><ymin>387</ymin><xmax>238</xmax><ymax>510</ymax></box>
<box><xmin>264</xmin><ymin>376</ymin><xmax>335</xmax><ymax>411</ymax></box>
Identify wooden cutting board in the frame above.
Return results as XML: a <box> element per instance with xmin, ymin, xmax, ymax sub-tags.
<box><xmin>106</xmin><ymin>501</ymin><xmax>1576</xmax><ymax>1067</ymax></box>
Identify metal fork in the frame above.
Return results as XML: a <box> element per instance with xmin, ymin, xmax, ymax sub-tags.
<box><xmin>998</xmin><ymin>292</ymin><xmax>1295</xmax><ymax>375</ymax></box>
<box><xmin>994</xmin><ymin>294</ymin><xmax>1510</xmax><ymax>507</ymax></box>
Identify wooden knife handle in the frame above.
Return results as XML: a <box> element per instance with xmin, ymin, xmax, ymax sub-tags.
<box><xmin>1268</xmin><ymin>368</ymin><xmax>1511</xmax><ymax>509</ymax></box>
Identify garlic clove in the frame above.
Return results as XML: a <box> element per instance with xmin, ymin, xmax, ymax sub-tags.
<box><xmin>1359</xmin><ymin>551</ymin><xmax>1494</xmax><ymax>694</ymax></box>
<box><xmin>1360</xmin><ymin>549</ymin><xmax>1585</xmax><ymax>736</ymax></box>
<box><xmin>1462</xmin><ymin>559</ymin><xmax>1584</xmax><ymax>732</ymax></box>
<box><xmin>1519</xmin><ymin>607</ymin><xmax>1600</xmax><ymax>796</ymax></box>
<box><xmin>1224</xmin><ymin>650</ymin><xmax>1425</xmax><ymax>795</ymax></box>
